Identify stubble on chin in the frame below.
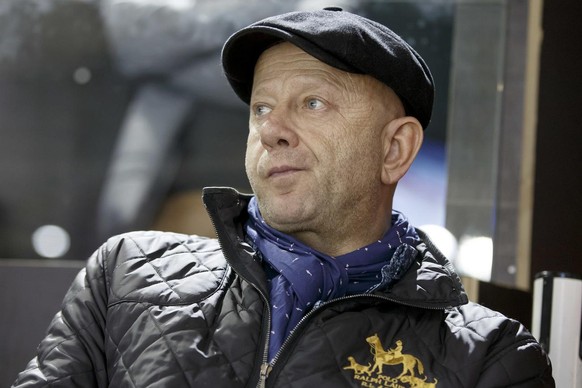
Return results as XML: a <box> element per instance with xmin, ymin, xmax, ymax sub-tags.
<box><xmin>253</xmin><ymin>191</ymin><xmax>314</xmax><ymax>235</ymax></box>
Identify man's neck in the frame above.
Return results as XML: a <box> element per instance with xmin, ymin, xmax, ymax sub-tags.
<box><xmin>289</xmin><ymin>210</ymin><xmax>393</xmax><ymax>257</ymax></box>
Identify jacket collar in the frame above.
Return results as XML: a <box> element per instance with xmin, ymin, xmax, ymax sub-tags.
<box><xmin>202</xmin><ymin>187</ymin><xmax>268</xmax><ymax>297</ymax></box>
<box><xmin>202</xmin><ymin>187</ymin><xmax>467</xmax><ymax>309</ymax></box>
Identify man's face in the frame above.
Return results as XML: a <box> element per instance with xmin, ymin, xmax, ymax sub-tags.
<box><xmin>246</xmin><ymin>42</ymin><xmax>400</xmax><ymax>243</ymax></box>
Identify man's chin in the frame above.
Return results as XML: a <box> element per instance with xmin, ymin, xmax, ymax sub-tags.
<box><xmin>258</xmin><ymin>199</ymin><xmax>313</xmax><ymax>233</ymax></box>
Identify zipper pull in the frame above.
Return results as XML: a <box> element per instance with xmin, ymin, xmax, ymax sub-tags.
<box><xmin>258</xmin><ymin>362</ymin><xmax>272</xmax><ymax>388</ymax></box>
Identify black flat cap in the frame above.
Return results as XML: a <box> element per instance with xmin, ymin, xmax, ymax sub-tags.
<box><xmin>221</xmin><ymin>7</ymin><xmax>434</xmax><ymax>129</ymax></box>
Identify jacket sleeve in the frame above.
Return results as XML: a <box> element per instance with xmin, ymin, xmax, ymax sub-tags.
<box><xmin>474</xmin><ymin>317</ymin><xmax>555</xmax><ymax>387</ymax></box>
<box><xmin>12</xmin><ymin>243</ymin><xmax>110</xmax><ymax>388</ymax></box>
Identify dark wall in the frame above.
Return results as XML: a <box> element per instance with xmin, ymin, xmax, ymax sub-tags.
<box><xmin>0</xmin><ymin>262</ymin><xmax>83</xmax><ymax>387</ymax></box>
<box><xmin>531</xmin><ymin>1</ymin><xmax>582</xmax><ymax>280</ymax></box>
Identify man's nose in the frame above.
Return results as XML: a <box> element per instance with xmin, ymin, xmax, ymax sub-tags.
<box><xmin>258</xmin><ymin>109</ymin><xmax>299</xmax><ymax>151</ymax></box>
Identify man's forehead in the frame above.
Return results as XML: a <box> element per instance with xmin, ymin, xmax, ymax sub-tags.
<box><xmin>251</xmin><ymin>45</ymin><xmax>403</xmax><ymax>115</ymax></box>
<box><xmin>256</xmin><ymin>42</ymin><xmax>313</xmax><ymax>66</ymax></box>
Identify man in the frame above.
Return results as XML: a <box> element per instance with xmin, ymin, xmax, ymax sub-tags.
<box><xmin>13</xmin><ymin>8</ymin><xmax>553</xmax><ymax>387</ymax></box>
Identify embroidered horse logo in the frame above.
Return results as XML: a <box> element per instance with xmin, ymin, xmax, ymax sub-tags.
<box><xmin>366</xmin><ymin>335</ymin><xmax>424</xmax><ymax>379</ymax></box>
<box><xmin>343</xmin><ymin>335</ymin><xmax>438</xmax><ymax>387</ymax></box>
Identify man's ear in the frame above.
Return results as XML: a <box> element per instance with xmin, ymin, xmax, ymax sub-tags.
<box><xmin>380</xmin><ymin>116</ymin><xmax>424</xmax><ymax>185</ymax></box>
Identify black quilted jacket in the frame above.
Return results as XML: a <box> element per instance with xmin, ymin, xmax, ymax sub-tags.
<box><xmin>13</xmin><ymin>187</ymin><xmax>554</xmax><ymax>387</ymax></box>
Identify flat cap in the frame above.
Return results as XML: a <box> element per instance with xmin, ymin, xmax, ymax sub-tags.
<box><xmin>221</xmin><ymin>7</ymin><xmax>434</xmax><ymax>129</ymax></box>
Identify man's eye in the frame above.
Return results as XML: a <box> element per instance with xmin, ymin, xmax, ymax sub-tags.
<box><xmin>306</xmin><ymin>98</ymin><xmax>324</xmax><ymax>110</ymax></box>
<box><xmin>254</xmin><ymin>105</ymin><xmax>271</xmax><ymax>116</ymax></box>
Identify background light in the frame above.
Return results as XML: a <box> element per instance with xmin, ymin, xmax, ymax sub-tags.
<box><xmin>31</xmin><ymin>225</ymin><xmax>71</xmax><ymax>259</ymax></box>
<box><xmin>418</xmin><ymin>224</ymin><xmax>458</xmax><ymax>259</ymax></box>
<box><xmin>454</xmin><ymin>236</ymin><xmax>492</xmax><ymax>281</ymax></box>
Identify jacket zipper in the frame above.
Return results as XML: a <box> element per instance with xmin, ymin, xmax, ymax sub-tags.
<box><xmin>257</xmin><ymin>362</ymin><xmax>272</xmax><ymax>388</ymax></box>
<box><xmin>214</xmin><ymin>246</ymin><xmax>273</xmax><ymax>388</ymax></box>
<box><xmin>204</xmin><ymin>202</ymin><xmax>274</xmax><ymax>388</ymax></box>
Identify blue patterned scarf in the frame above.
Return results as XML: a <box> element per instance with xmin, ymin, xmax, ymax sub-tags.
<box><xmin>244</xmin><ymin>197</ymin><xmax>420</xmax><ymax>361</ymax></box>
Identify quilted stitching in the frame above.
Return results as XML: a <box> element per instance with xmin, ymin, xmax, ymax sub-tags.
<box><xmin>104</xmin><ymin>232</ymin><xmax>227</xmax><ymax>304</ymax></box>
<box><xmin>97</xmin><ymin>231</ymin><xmax>262</xmax><ymax>387</ymax></box>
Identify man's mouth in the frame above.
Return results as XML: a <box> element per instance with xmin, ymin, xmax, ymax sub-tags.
<box><xmin>267</xmin><ymin>165</ymin><xmax>302</xmax><ymax>178</ymax></box>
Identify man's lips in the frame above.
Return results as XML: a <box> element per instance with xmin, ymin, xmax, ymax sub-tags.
<box><xmin>267</xmin><ymin>165</ymin><xmax>303</xmax><ymax>178</ymax></box>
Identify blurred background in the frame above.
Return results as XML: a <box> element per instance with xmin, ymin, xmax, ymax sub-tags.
<box><xmin>0</xmin><ymin>0</ymin><xmax>580</xmax><ymax>385</ymax></box>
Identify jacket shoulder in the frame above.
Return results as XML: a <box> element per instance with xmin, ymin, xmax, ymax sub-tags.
<box><xmin>446</xmin><ymin>301</ymin><xmax>540</xmax><ymax>350</ymax></box>
<box><xmin>446</xmin><ymin>301</ymin><xmax>554</xmax><ymax>386</ymax></box>
<box><xmin>447</xmin><ymin>301</ymin><xmax>527</xmax><ymax>336</ymax></box>
<box><xmin>101</xmin><ymin>230</ymin><xmax>228</xmax><ymax>304</ymax></box>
